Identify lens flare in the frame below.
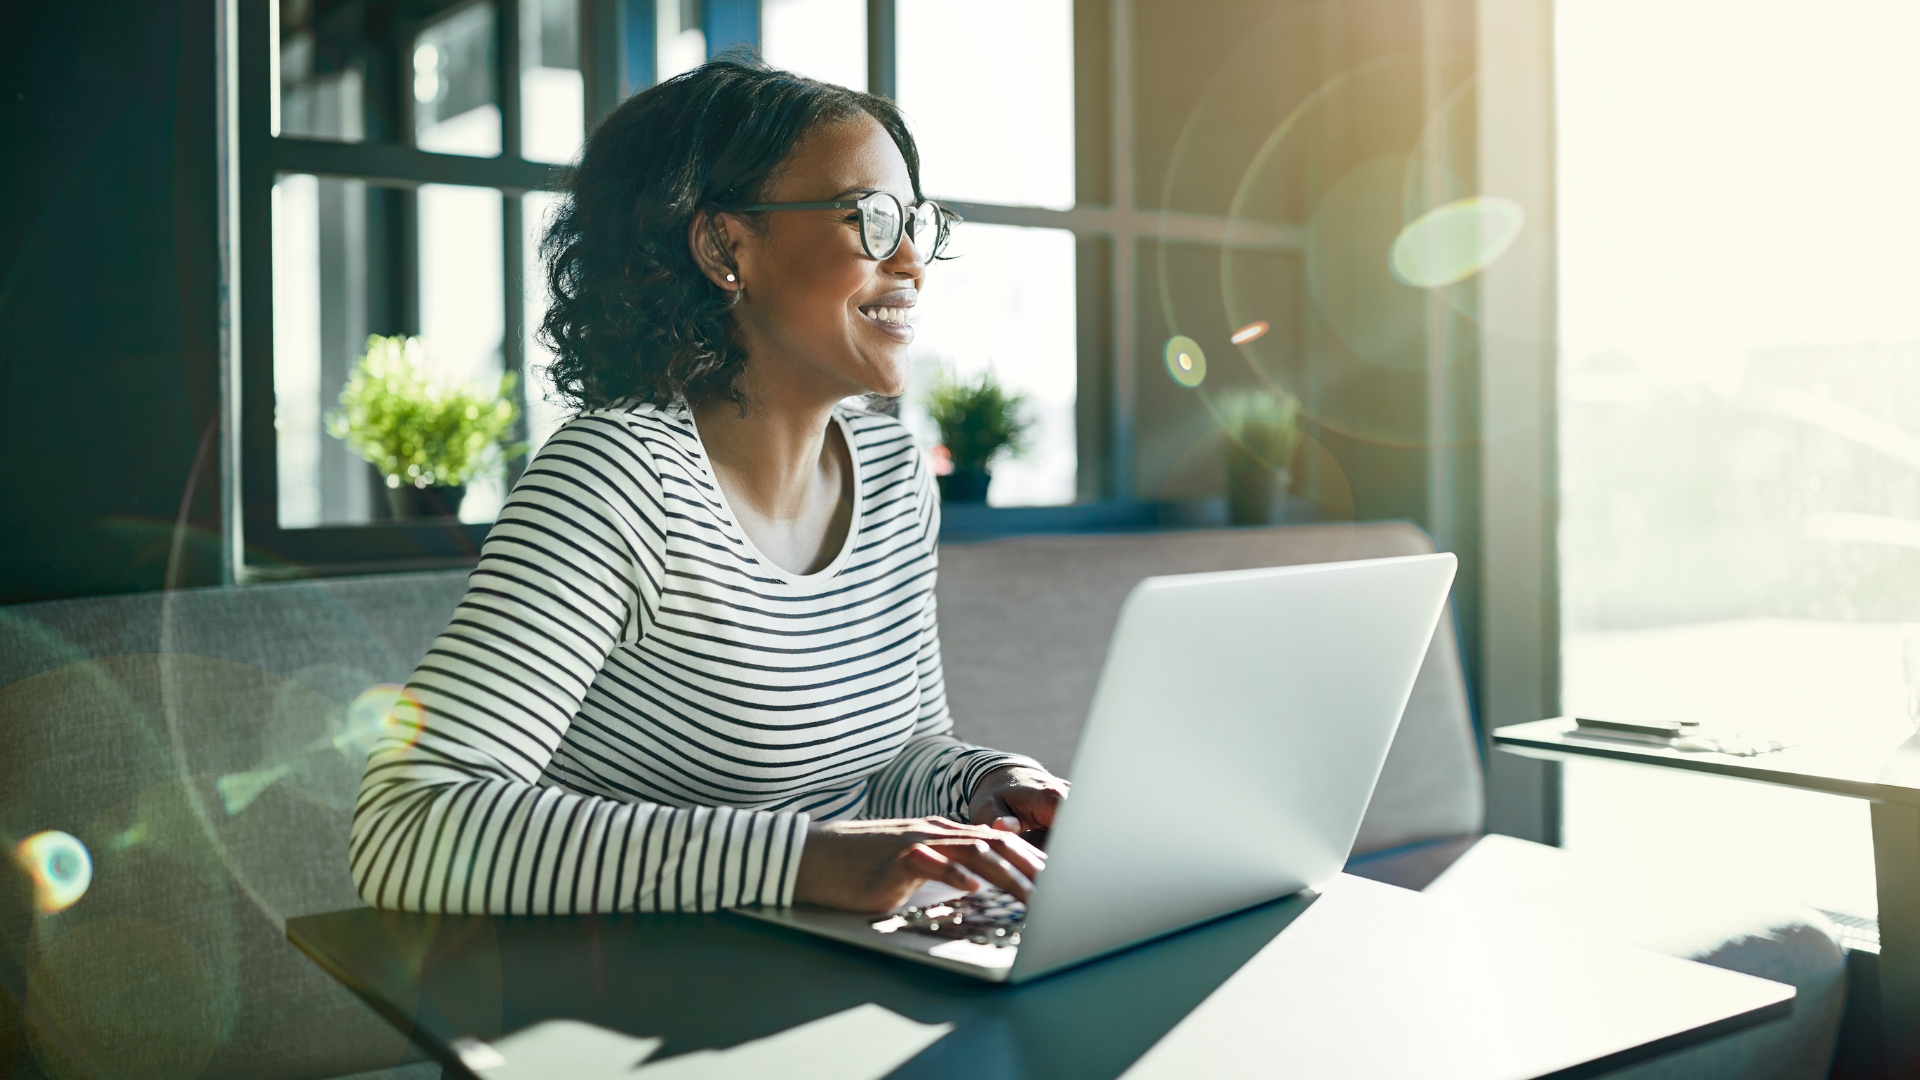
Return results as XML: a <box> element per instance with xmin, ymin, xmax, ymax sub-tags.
<box><xmin>215</xmin><ymin>683</ymin><xmax>428</xmax><ymax>815</ymax></box>
<box><xmin>1229</xmin><ymin>321</ymin><xmax>1269</xmax><ymax>346</ymax></box>
<box><xmin>15</xmin><ymin>830</ymin><xmax>92</xmax><ymax>913</ymax></box>
<box><xmin>1388</xmin><ymin>196</ymin><xmax>1526</xmax><ymax>288</ymax></box>
<box><xmin>341</xmin><ymin>683</ymin><xmax>427</xmax><ymax>755</ymax></box>
<box><xmin>1164</xmin><ymin>335</ymin><xmax>1207</xmax><ymax>388</ymax></box>
<box><xmin>216</xmin><ymin>764</ymin><xmax>297</xmax><ymax>815</ymax></box>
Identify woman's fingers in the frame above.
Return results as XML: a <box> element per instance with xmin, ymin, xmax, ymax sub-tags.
<box><xmin>899</xmin><ymin>842</ymin><xmax>982</xmax><ymax>894</ymax></box>
<box><xmin>935</xmin><ymin>822</ymin><xmax>1045</xmax><ymax>880</ymax></box>
<box><xmin>927</xmin><ymin>837</ymin><xmax>1035</xmax><ymax>900</ymax></box>
<box><xmin>816</xmin><ymin>817</ymin><xmax>1054</xmax><ymax>911</ymax></box>
<box><xmin>982</xmin><ymin>829</ymin><xmax>1046</xmax><ymax>878</ymax></box>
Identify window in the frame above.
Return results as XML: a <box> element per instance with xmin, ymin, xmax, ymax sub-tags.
<box><xmin>247</xmin><ymin>0</ymin><xmax>585</xmax><ymax>571</ymax></box>
<box><xmin>1556</xmin><ymin>0</ymin><xmax>1920</xmax><ymax>926</ymax></box>
<box><xmin>246</xmin><ymin>0</ymin><xmax>1098</xmax><ymax>574</ymax></box>
<box><xmin>895</xmin><ymin>0</ymin><xmax>1078</xmax><ymax>507</ymax></box>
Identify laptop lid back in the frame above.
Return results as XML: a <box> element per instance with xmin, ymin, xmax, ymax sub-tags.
<box><xmin>1007</xmin><ymin>553</ymin><xmax>1457</xmax><ymax>981</ymax></box>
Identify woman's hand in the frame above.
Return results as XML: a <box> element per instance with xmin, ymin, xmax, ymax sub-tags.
<box><xmin>967</xmin><ymin>765</ymin><xmax>1070</xmax><ymax>834</ymax></box>
<box><xmin>793</xmin><ymin>817</ymin><xmax>1047</xmax><ymax>913</ymax></box>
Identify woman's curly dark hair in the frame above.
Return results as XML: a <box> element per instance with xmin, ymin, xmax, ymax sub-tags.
<box><xmin>537</xmin><ymin>58</ymin><xmax>925</xmax><ymax>414</ymax></box>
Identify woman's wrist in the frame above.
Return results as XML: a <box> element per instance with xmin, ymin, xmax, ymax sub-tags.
<box><xmin>970</xmin><ymin>761</ymin><xmax>1046</xmax><ymax>800</ymax></box>
<box><xmin>967</xmin><ymin>762</ymin><xmax>1069</xmax><ymax>831</ymax></box>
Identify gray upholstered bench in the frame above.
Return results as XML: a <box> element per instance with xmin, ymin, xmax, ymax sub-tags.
<box><xmin>0</xmin><ymin>521</ymin><xmax>1843</xmax><ymax>1078</ymax></box>
<box><xmin>1</xmin><ymin>574</ymin><xmax>467</xmax><ymax>1080</ymax></box>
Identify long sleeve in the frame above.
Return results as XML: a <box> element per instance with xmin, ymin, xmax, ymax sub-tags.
<box><xmin>349</xmin><ymin>417</ymin><xmax>808</xmax><ymax>914</ymax></box>
<box><xmin>863</xmin><ymin>453</ymin><xmax>1042</xmax><ymax>821</ymax></box>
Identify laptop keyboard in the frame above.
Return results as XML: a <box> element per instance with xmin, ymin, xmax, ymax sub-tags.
<box><xmin>869</xmin><ymin>889</ymin><xmax>1026</xmax><ymax>948</ymax></box>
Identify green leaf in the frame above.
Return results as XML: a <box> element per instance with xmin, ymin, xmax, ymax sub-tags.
<box><xmin>324</xmin><ymin>335</ymin><xmax>526</xmax><ymax>488</ymax></box>
<box><xmin>920</xmin><ymin>365</ymin><xmax>1030</xmax><ymax>472</ymax></box>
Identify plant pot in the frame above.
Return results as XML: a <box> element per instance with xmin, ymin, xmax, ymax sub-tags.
<box><xmin>938</xmin><ymin>468</ymin><xmax>991</xmax><ymax>503</ymax></box>
<box><xmin>386</xmin><ymin>483</ymin><xmax>467</xmax><ymax>520</ymax></box>
<box><xmin>1224</xmin><ymin>448</ymin><xmax>1289</xmax><ymax>526</ymax></box>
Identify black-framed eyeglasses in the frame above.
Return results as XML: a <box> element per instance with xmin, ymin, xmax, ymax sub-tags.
<box><xmin>741</xmin><ymin>191</ymin><xmax>958</xmax><ymax>260</ymax></box>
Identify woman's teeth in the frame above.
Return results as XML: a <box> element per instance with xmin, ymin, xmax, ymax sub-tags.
<box><xmin>864</xmin><ymin>307</ymin><xmax>910</xmax><ymax>326</ymax></box>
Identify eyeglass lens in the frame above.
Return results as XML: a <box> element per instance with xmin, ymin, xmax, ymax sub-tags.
<box><xmin>859</xmin><ymin>192</ymin><xmax>946</xmax><ymax>260</ymax></box>
<box><xmin>908</xmin><ymin>202</ymin><xmax>941</xmax><ymax>257</ymax></box>
<box><xmin>861</xmin><ymin>193</ymin><xmax>902</xmax><ymax>259</ymax></box>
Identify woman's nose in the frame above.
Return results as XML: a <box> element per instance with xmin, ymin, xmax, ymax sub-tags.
<box><xmin>882</xmin><ymin>231</ymin><xmax>927</xmax><ymax>276</ymax></box>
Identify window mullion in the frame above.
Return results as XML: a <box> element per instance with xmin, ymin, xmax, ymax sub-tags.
<box><xmin>503</xmin><ymin>193</ymin><xmax>528</xmax><ymax>491</ymax></box>
<box><xmin>866</xmin><ymin>0</ymin><xmax>896</xmax><ymax>99</ymax></box>
<box><xmin>500</xmin><ymin>0</ymin><xmax>524</xmax><ymax>161</ymax></box>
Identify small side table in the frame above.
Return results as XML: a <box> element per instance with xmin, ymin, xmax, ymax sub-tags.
<box><xmin>1496</xmin><ymin>717</ymin><xmax>1920</xmax><ymax>1078</ymax></box>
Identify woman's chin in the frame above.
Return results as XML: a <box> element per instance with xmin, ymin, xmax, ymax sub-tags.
<box><xmin>850</xmin><ymin>356</ymin><xmax>910</xmax><ymax>399</ymax></box>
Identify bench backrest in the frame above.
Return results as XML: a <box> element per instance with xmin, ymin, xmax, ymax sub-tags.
<box><xmin>936</xmin><ymin>522</ymin><xmax>1485</xmax><ymax>856</ymax></box>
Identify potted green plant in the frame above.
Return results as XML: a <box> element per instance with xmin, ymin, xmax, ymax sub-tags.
<box><xmin>922</xmin><ymin>367</ymin><xmax>1029</xmax><ymax>503</ymax></box>
<box><xmin>326</xmin><ymin>335</ymin><xmax>525</xmax><ymax>519</ymax></box>
<box><xmin>1216</xmin><ymin>389</ymin><xmax>1302</xmax><ymax>525</ymax></box>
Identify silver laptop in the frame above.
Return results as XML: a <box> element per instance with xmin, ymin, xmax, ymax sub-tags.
<box><xmin>733</xmin><ymin>552</ymin><xmax>1457</xmax><ymax>983</ymax></box>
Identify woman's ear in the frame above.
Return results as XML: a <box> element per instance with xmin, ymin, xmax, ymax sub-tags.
<box><xmin>689</xmin><ymin>211</ymin><xmax>744</xmax><ymax>292</ymax></box>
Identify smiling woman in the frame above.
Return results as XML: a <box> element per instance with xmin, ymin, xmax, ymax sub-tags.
<box><xmin>350</xmin><ymin>61</ymin><xmax>1070</xmax><ymax>918</ymax></box>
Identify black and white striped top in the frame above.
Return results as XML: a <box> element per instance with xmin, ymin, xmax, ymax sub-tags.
<box><xmin>350</xmin><ymin>400</ymin><xmax>1035</xmax><ymax>915</ymax></box>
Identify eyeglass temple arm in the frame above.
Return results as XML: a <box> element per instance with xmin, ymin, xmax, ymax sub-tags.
<box><xmin>738</xmin><ymin>201</ymin><xmax>958</xmax><ymax>217</ymax></box>
<box><xmin>739</xmin><ymin>201</ymin><xmax>864</xmax><ymax>211</ymax></box>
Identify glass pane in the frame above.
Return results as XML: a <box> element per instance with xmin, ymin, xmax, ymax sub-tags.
<box><xmin>272</xmin><ymin>174</ymin><xmax>388</xmax><ymax>527</ymax></box>
<box><xmin>657</xmin><ymin>0</ymin><xmax>707</xmax><ymax>83</ymax></box>
<box><xmin>1556</xmin><ymin>0</ymin><xmax>1920</xmax><ymax>922</ymax></box>
<box><xmin>761</xmin><ymin>0</ymin><xmax>866</xmax><ymax>90</ymax></box>
<box><xmin>275</xmin><ymin>0</ymin><xmax>373</xmax><ymax>141</ymax></box>
<box><xmin>417</xmin><ymin>183</ymin><xmax>507</xmax><ymax>521</ymax></box>
<box><xmin>520</xmin><ymin>0</ymin><xmax>584</xmax><ymax>163</ymax></box>
<box><xmin>896</xmin><ymin>0</ymin><xmax>1073</xmax><ymax>209</ymax></box>
<box><xmin>523</xmin><ymin>190</ymin><xmax>571</xmax><ymax>451</ymax></box>
<box><xmin>272</xmin><ymin>176</ymin><xmax>512</xmax><ymax>528</ymax></box>
<box><xmin>903</xmin><ymin>224</ymin><xmax>1076</xmax><ymax>507</ymax></box>
<box><xmin>414</xmin><ymin>2</ymin><xmax>501</xmax><ymax>156</ymax></box>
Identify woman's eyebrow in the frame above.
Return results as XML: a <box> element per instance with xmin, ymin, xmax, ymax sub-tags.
<box><xmin>833</xmin><ymin>185</ymin><xmax>881</xmax><ymax>199</ymax></box>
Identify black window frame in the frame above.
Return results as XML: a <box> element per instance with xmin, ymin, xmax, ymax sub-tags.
<box><xmin>239</xmin><ymin>0</ymin><xmax>624</xmax><ymax>576</ymax></box>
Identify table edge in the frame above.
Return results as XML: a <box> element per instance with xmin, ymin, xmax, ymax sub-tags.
<box><xmin>1533</xmin><ymin>992</ymin><xmax>1795</xmax><ymax>1080</ymax></box>
<box><xmin>1493</xmin><ymin>721</ymin><xmax>1920</xmax><ymax>806</ymax></box>
<box><xmin>286</xmin><ymin>918</ymin><xmax>480</xmax><ymax>1079</ymax></box>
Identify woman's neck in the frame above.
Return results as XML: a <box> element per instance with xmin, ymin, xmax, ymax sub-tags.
<box><xmin>691</xmin><ymin>374</ymin><xmax>856</xmax><ymax>575</ymax></box>
<box><xmin>692</xmin><ymin>395</ymin><xmax>841</xmax><ymax>520</ymax></box>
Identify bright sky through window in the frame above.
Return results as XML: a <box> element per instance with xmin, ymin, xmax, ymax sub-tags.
<box><xmin>897</xmin><ymin>0</ymin><xmax>1074</xmax><ymax>210</ymax></box>
<box><xmin>761</xmin><ymin>0</ymin><xmax>867</xmax><ymax>92</ymax></box>
<box><xmin>1556</xmin><ymin>0</ymin><xmax>1920</xmax><ymax>922</ymax></box>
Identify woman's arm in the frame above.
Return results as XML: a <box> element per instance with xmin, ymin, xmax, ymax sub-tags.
<box><xmin>862</xmin><ymin>453</ymin><xmax>1055</xmax><ymax>821</ymax></box>
<box><xmin>794</xmin><ymin>453</ymin><xmax>1061</xmax><ymax>912</ymax></box>
<box><xmin>861</xmin><ymin>589</ymin><xmax>1046</xmax><ymax>820</ymax></box>
<box><xmin>348</xmin><ymin>419</ymin><xmax>807</xmax><ymax>914</ymax></box>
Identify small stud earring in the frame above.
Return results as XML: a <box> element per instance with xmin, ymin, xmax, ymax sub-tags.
<box><xmin>725</xmin><ymin>273</ymin><xmax>736</xmax><ymax>282</ymax></box>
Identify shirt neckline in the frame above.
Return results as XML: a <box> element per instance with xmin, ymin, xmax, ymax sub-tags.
<box><xmin>679</xmin><ymin>403</ymin><xmax>865</xmax><ymax>587</ymax></box>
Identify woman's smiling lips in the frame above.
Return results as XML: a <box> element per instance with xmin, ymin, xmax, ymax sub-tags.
<box><xmin>859</xmin><ymin>289</ymin><xmax>917</xmax><ymax>342</ymax></box>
